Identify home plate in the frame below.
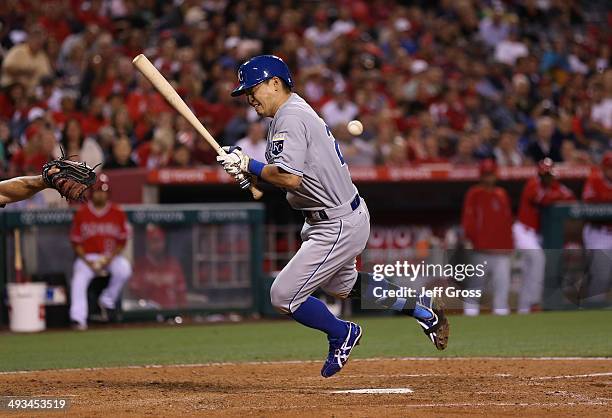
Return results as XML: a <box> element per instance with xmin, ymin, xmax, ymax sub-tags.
<box><xmin>330</xmin><ymin>388</ymin><xmax>414</xmax><ymax>394</ymax></box>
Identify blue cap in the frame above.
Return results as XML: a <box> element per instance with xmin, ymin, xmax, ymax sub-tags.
<box><xmin>231</xmin><ymin>55</ymin><xmax>293</xmax><ymax>97</ymax></box>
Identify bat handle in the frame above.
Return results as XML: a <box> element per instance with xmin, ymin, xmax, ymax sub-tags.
<box><xmin>249</xmin><ymin>185</ymin><xmax>263</xmax><ymax>200</ymax></box>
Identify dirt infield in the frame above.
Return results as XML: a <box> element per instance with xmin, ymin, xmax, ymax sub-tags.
<box><xmin>1</xmin><ymin>358</ymin><xmax>611</xmax><ymax>417</ymax></box>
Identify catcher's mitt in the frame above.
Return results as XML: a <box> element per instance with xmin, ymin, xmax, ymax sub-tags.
<box><xmin>42</xmin><ymin>152</ymin><xmax>97</xmax><ymax>201</ymax></box>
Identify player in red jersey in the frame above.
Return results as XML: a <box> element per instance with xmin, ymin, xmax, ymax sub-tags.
<box><xmin>69</xmin><ymin>174</ymin><xmax>132</xmax><ymax>330</ymax></box>
<box><xmin>462</xmin><ymin>159</ymin><xmax>513</xmax><ymax>315</ymax></box>
<box><xmin>129</xmin><ymin>224</ymin><xmax>187</xmax><ymax>309</ymax></box>
<box><xmin>513</xmin><ymin>158</ymin><xmax>575</xmax><ymax>313</ymax></box>
<box><xmin>583</xmin><ymin>151</ymin><xmax>612</xmax><ymax>204</ymax></box>
<box><xmin>581</xmin><ymin>151</ymin><xmax>612</xmax><ymax>304</ymax></box>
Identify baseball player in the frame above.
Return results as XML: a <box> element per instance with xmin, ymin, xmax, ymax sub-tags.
<box><xmin>69</xmin><ymin>174</ymin><xmax>131</xmax><ymax>330</ymax></box>
<box><xmin>217</xmin><ymin>55</ymin><xmax>449</xmax><ymax>378</ymax></box>
<box><xmin>461</xmin><ymin>159</ymin><xmax>513</xmax><ymax>316</ymax></box>
<box><xmin>513</xmin><ymin>158</ymin><xmax>575</xmax><ymax>313</ymax></box>
<box><xmin>581</xmin><ymin>151</ymin><xmax>612</xmax><ymax>304</ymax></box>
<box><xmin>129</xmin><ymin>224</ymin><xmax>187</xmax><ymax>309</ymax></box>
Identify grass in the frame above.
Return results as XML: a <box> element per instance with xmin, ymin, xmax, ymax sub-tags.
<box><xmin>1</xmin><ymin>310</ymin><xmax>610</xmax><ymax>372</ymax></box>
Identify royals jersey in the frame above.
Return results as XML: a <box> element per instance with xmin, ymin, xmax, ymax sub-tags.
<box><xmin>70</xmin><ymin>202</ymin><xmax>129</xmax><ymax>254</ymax></box>
<box><xmin>265</xmin><ymin>93</ymin><xmax>357</xmax><ymax>211</ymax></box>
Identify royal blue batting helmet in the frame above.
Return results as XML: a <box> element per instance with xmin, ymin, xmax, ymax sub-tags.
<box><xmin>230</xmin><ymin>55</ymin><xmax>293</xmax><ymax>97</ymax></box>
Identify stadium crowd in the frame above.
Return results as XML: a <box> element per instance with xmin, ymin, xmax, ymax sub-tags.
<box><xmin>0</xmin><ymin>0</ymin><xmax>610</xmax><ymax>177</ymax></box>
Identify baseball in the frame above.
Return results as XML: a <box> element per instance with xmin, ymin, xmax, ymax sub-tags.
<box><xmin>347</xmin><ymin>120</ymin><xmax>363</xmax><ymax>136</ymax></box>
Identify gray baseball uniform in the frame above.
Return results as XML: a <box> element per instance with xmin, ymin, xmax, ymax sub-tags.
<box><xmin>266</xmin><ymin>93</ymin><xmax>370</xmax><ymax>313</ymax></box>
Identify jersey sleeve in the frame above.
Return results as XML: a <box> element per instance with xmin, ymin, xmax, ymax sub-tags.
<box><xmin>540</xmin><ymin>182</ymin><xmax>576</xmax><ymax>205</ymax></box>
<box><xmin>269</xmin><ymin>115</ymin><xmax>307</xmax><ymax>177</ymax></box>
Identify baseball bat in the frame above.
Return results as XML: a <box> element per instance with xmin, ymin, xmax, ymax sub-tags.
<box><xmin>132</xmin><ymin>54</ymin><xmax>263</xmax><ymax>200</ymax></box>
<box><xmin>14</xmin><ymin>229</ymin><xmax>23</xmax><ymax>283</ymax></box>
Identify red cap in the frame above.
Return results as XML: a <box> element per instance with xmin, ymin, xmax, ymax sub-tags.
<box><xmin>479</xmin><ymin>159</ymin><xmax>497</xmax><ymax>175</ymax></box>
<box><xmin>602</xmin><ymin>151</ymin><xmax>612</xmax><ymax>168</ymax></box>
<box><xmin>92</xmin><ymin>173</ymin><xmax>110</xmax><ymax>192</ymax></box>
<box><xmin>146</xmin><ymin>224</ymin><xmax>165</xmax><ymax>240</ymax></box>
<box><xmin>538</xmin><ymin>158</ymin><xmax>555</xmax><ymax>176</ymax></box>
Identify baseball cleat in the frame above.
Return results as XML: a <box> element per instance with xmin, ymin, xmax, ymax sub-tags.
<box><xmin>321</xmin><ymin>322</ymin><xmax>362</xmax><ymax>378</ymax></box>
<box><xmin>415</xmin><ymin>294</ymin><xmax>450</xmax><ymax>350</ymax></box>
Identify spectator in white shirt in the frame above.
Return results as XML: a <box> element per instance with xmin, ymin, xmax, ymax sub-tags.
<box><xmin>321</xmin><ymin>90</ymin><xmax>359</xmax><ymax>128</ymax></box>
<box><xmin>590</xmin><ymin>69</ymin><xmax>612</xmax><ymax>135</ymax></box>
<box><xmin>235</xmin><ymin>121</ymin><xmax>267</xmax><ymax>162</ymax></box>
<box><xmin>494</xmin><ymin>130</ymin><xmax>524</xmax><ymax>166</ymax></box>
<box><xmin>494</xmin><ymin>29</ymin><xmax>528</xmax><ymax>66</ymax></box>
<box><xmin>304</xmin><ymin>12</ymin><xmax>337</xmax><ymax>58</ymax></box>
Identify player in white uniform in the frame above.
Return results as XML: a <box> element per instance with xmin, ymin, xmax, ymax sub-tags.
<box><xmin>218</xmin><ymin>55</ymin><xmax>449</xmax><ymax>377</ymax></box>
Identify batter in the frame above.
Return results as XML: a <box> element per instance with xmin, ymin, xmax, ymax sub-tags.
<box><xmin>218</xmin><ymin>55</ymin><xmax>449</xmax><ymax>378</ymax></box>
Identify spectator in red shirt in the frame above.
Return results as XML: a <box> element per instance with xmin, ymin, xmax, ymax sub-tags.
<box><xmin>39</xmin><ymin>1</ymin><xmax>72</xmax><ymax>43</ymax></box>
<box><xmin>462</xmin><ymin>159</ymin><xmax>513</xmax><ymax>315</ymax></box>
<box><xmin>9</xmin><ymin>124</ymin><xmax>51</xmax><ymax>176</ymax></box>
<box><xmin>69</xmin><ymin>174</ymin><xmax>132</xmax><ymax>330</ymax></box>
<box><xmin>80</xmin><ymin>96</ymin><xmax>108</xmax><ymax>137</ymax></box>
<box><xmin>513</xmin><ymin>158</ymin><xmax>575</xmax><ymax>313</ymax></box>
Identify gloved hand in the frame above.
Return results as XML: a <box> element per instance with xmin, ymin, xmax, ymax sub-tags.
<box><xmin>42</xmin><ymin>148</ymin><xmax>97</xmax><ymax>201</ymax></box>
<box><xmin>216</xmin><ymin>146</ymin><xmax>250</xmax><ymax>175</ymax></box>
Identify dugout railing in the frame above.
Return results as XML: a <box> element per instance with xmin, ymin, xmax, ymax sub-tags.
<box><xmin>0</xmin><ymin>204</ymin><xmax>265</xmax><ymax>326</ymax></box>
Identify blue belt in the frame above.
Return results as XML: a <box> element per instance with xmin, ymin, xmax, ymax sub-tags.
<box><xmin>302</xmin><ymin>195</ymin><xmax>360</xmax><ymax>221</ymax></box>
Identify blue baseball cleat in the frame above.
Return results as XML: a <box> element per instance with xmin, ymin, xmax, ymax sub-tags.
<box><xmin>321</xmin><ymin>322</ymin><xmax>362</xmax><ymax>378</ymax></box>
<box><xmin>414</xmin><ymin>294</ymin><xmax>450</xmax><ymax>350</ymax></box>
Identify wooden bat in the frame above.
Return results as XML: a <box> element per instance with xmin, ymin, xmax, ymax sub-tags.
<box><xmin>14</xmin><ymin>229</ymin><xmax>23</xmax><ymax>283</ymax></box>
<box><xmin>132</xmin><ymin>54</ymin><xmax>263</xmax><ymax>200</ymax></box>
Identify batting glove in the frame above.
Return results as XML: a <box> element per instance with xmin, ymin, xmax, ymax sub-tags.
<box><xmin>224</xmin><ymin>146</ymin><xmax>250</xmax><ymax>171</ymax></box>
<box><xmin>217</xmin><ymin>154</ymin><xmax>242</xmax><ymax>176</ymax></box>
<box><xmin>235</xmin><ymin>173</ymin><xmax>252</xmax><ymax>189</ymax></box>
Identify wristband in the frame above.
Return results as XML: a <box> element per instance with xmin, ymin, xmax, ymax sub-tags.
<box><xmin>248</xmin><ymin>159</ymin><xmax>265</xmax><ymax>177</ymax></box>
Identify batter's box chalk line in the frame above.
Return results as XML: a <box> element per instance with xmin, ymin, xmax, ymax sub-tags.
<box><xmin>329</xmin><ymin>388</ymin><xmax>414</xmax><ymax>394</ymax></box>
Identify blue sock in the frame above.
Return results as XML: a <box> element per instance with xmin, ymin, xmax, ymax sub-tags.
<box><xmin>413</xmin><ymin>304</ymin><xmax>434</xmax><ymax>320</ymax></box>
<box><xmin>360</xmin><ymin>272</ymin><xmax>432</xmax><ymax>320</ymax></box>
<box><xmin>291</xmin><ymin>296</ymin><xmax>348</xmax><ymax>340</ymax></box>
<box><xmin>390</xmin><ymin>297</ymin><xmax>407</xmax><ymax>311</ymax></box>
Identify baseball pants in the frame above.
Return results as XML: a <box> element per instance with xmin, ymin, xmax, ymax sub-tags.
<box><xmin>512</xmin><ymin>221</ymin><xmax>546</xmax><ymax>313</ymax></box>
<box><xmin>463</xmin><ymin>252</ymin><xmax>511</xmax><ymax>316</ymax></box>
<box><xmin>70</xmin><ymin>254</ymin><xmax>132</xmax><ymax>325</ymax></box>
<box><xmin>270</xmin><ymin>200</ymin><xmax>370</xmax><ymax>314</ymax></box>
<box><xmin>583</xmin><ymin>224</ymin><xmax>612</xmax><ymax>303</ymax></box>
